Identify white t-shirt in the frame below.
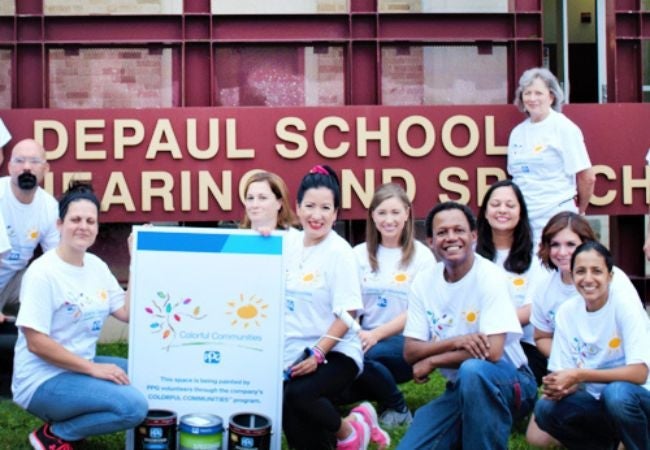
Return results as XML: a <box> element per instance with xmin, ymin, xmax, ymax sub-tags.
<box><xmin>354</xmin><ymin>240</ymin><xmax>434</xmax><ymax>331</ymax></box>
<box><xmin>494</xmin><ymin>249</ymin><xmax>546</xmax><ymax>345</ymax></box>
<box><xmin>0</xmin><ymin>118</ymin><xmax>10</xmax><ymax>147</ymax></box>
<box><xmin>507</xmin><ymin>110</ymin><xmax>591</xmax><ymax>227</ymax></box>
<box><xmin>12</xmin><ymin>249</ymin><xmax>126</xmax><ymax>408</ymax></box>
<box><xmin>530</xmin><ymin>266</ymin><xmax>637</xmax><ymax>335</ymax></box>
<box><xmin>0</xmin><ymin>176</ymin><xmax>60</xmax><ymax>289</ymax></box>
<box><xmin>550</xmin><ymin>285</ymin><xmax>650</xmax><ymax>399</ymax></box>
<box><xmin>0</xmin><ymin>212</ymin><xmax>10</xmax><ymax>255</ymax></box>
<box><xmin>404</xmin><ymin>253</ymin><xmax>526</xmax><ymax>383</ymax></box>
<box><xmin>284</xmin><ymin>230</ymin><xmax>364</xmax><ymax>371</ymax></box>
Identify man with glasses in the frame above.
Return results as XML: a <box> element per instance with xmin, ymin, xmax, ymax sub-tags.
<box><xmin>0</xmin><ymin>139</ymin><xmax>59</xmax><ymax>323</ymax></box>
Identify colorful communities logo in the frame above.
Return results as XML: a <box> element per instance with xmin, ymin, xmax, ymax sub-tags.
<box><xmin>226</xmin><ymin>293</ymin><xmax>269</xmax><ymax>329</ymax></box>
<box><xmin>145</xmin><ymin>290</ymin><xmax>206</xmax><ymax>351</ymax></box>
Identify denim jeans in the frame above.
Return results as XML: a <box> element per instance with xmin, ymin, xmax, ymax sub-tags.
<box><xmin>396</xmin><ymin>359</ymin><xmax>537</xmax><ymax>450</ymax></box>
<box><xmin>536</xmin><ymin>381</ymin><xmax>650</xmax><ymax>450</ymax></box>
<box><xmin>349</xmin><ymin>334</ymin><xmax>412</xmax><ymax>411</ymax></box>
<box><xmin>27</xmin><ymin>356</ymin><xmax>148</xmax><ymax>441</ymax></box>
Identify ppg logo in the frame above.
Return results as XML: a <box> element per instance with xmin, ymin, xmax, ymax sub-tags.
<box><xmin>241</xmin><ymin>437</ymin><xmax>254</xmax><ymax>448</ymax></box>
<box><xmin>150</xmin><ymin>427</ymin><xmax>163</xmax><ymax>438</ymax></box>
<box><xmin>203</xmin><ymin>351</ymin><xmax>221</xmax><ymax>364</ymax></box>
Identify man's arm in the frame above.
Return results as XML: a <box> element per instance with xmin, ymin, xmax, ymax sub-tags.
<box><xmin>405</xmin><ymin>333</ymin><xmax>506</xmax><ymax>382</ymax></box>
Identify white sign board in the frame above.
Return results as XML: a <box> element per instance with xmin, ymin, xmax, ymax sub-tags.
<box><xmin>128</xmin><ymin>226</ymin><xmax>284</xmax><ymax>449</ymax></box>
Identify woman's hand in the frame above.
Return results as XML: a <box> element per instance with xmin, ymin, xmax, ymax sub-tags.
<box><xmin>90</xmin><ymin>362</ymin><xmax>131</xmax><ymax>385</ymax></box>
<box><xmin>358</xmin><ymin>329</ymin><xmax>379</xmax><ymax>352</ymax></box>
<box><xmin>289</xmin><ymin>355</ymin><xmax>319</xmax><ymax>378</ymax></box>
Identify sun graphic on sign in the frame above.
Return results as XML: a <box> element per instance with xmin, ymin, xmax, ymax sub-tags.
<box><xmin>227</xmin><ymin>293</ymin><xmax>268</xmax><ymax>328</ymax></box>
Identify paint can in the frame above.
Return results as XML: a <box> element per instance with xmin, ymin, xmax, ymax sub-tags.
<box><xmin>134</xmin><ymin>409</ymin><xmax>177</xmax><ymax>450</ymax></box>
<box><xmin>228</xmin><ymin>413</ymin><xmax>272</xmax><ymax>450</ymax></box>
<box><xmin>179</xmin><ymin>413</ymin><xmax>224</xmax><ymax>450</ymax></box>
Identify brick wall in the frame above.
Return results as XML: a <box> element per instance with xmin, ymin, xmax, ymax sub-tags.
<box><xmin>44</xmin><ymin>0</ymin><xmax>181</xmax><ymax>15</ymax></box>
<box><xmin>48</xmin><ymin>47</ymin><xmax>174</xmax><ymax>108</ymax></box>
<box><xmin>381</xmin><ymin>46</ymin><xmax>425</xmax><ymax>105</ymax></box>
<box><xmin>379</xmin><ymin>0</ymin><xmax>508</xmax><ymax>13</ymax></box>
<box><xmin>0</xmin><ymin>50</ymin><xmax>10</xmax><ymax>109</ymax></box>
<box><xmin>212</xmin><ymin>0</ymin><xmax>348</xmax><ymax>14</ymax></box>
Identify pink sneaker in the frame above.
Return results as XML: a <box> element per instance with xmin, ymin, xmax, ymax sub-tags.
<box><xmin>336</xmin><ymin>418</ymin><xmax>370</xmax><ymax>450</ymax></box>
<box><xmin>351</xmin><ymin>402</ymin><xmax>391</xmax><ymax>450</ymax></box>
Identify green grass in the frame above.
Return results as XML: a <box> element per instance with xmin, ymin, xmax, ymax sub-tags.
<box><xmin>0</xmin><ymin>342</ymin><xmax>536</xmax><ymax>449</ymax></box>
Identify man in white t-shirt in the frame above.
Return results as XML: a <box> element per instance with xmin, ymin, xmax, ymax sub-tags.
<box><xmin>0</xmin><ymin>118</ymin><xmax>11</xmax><ymax>167</ymax></box>
<box><xmin>0</xmin><ymin>139</ymin><xmax>59</xmax><ymax>323</ymax></box>
<box><xmin>396</xmin><ymin>202</ymin><xmax>537</xmax><ymax>450</ymax></box>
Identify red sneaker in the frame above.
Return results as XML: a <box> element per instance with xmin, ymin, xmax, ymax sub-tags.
<box><xmin>29</xmin><ymin>423</ymin><xmax>74</xmax><ymax>450</ymax></box>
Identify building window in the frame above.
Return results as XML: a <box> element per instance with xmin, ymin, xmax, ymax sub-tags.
<box><xmin>48</xmin><ymin>47</ymin><xmax>176</xmax><ymax>108</ymax></box>
<box><xmin>212</xmin><ymin>0</ymin><xmax>348</xmax><ymax>14</ymax></box>
<box><xmin>44</xmin><ymin>0</ymin><xmax>181</xmax><ymax>15</ymax></box>
<box><xmin>215</xmin><ymin>46</ymin><xmax>345</xmax><ymax>106</ymax></box>
<box><xmin>0</xmin><ymin>49</ymin><xmax>10</xmax><ymax>108</ymax></box>
<box><xmin>378</xmin><ymin>0</ymin><xmax>509</xmax><ymax>13</ymax></box>
<box><xmin>381</xmin><ymin>44</ymin><xmax>508</xmax><ymax>105</ymax></box>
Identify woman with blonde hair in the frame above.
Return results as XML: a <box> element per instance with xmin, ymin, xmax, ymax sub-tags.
<box><xmin>346</xmin><ymin>183</ymin><xmax>433</xmax><ymax>430</ymax></box>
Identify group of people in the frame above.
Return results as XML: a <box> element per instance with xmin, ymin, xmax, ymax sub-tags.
<box><xmin>0</xmin><ymin>65</ymin><xmax>647</xmax><ymax>450</ymax></box>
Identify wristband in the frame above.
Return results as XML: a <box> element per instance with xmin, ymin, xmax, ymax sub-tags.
<box><xmin>311</xmin><ymin>345</ymin><xmax>327</xmax><ymax>365</ymax></box>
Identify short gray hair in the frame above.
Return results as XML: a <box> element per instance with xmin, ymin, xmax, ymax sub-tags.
<box><xmin>513</xmin><ymin>67</ymin><xmax>564</xmax><ymax>113</ymax></box>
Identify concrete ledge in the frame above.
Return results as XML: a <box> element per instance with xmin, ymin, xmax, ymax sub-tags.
<box><xmin>99</xmin><ymin>316</ymin><xmax>129</xmax><ymax>343</ymax></box>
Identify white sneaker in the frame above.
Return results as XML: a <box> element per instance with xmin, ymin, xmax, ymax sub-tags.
<box><xmin>379</xmin><ymin>407</ymin><xmax>413</xmax><ymax>429</ymax></box>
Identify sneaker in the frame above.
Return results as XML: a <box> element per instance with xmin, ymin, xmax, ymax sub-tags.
<box><xmin>337</xmin><ymin>418</ymin><xmax>370</xmax><ymax>450</ymax></box>
<box><xmin>351</xmin><ymin>402</ymin><xmax>391</xmax><ymax>450</ymax></box>
<box><xmin>379</xmin><ymin>407</ymin><xmax>413</xmax><ymax>429</ymax></box>
<box><xmin>29</xmin><ymin>423</ymin><xmax>74</xmax><ymax>450</ymax></box>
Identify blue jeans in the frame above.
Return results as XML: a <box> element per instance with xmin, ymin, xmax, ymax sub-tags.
<box><xmin>396</xmin><ymin>359</ymin><xmax>537</xmax><ymax>450</ymax></box>
<box><xmin>536</xmin><ymin>381</ymin><xmax>650</xmax><ymax>450</ymax></box>
<box><xmin>27</xmin><ymin>356</ymin><xmax>148</xmax><ymax>441</ymax></box>
<box><xmin>348</xmin><ymin>334</ymin><xmax>412</xmax><ymax>411</ymax></box>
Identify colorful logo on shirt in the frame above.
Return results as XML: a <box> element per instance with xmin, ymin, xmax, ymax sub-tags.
<box><xmin>145</xmin><ymin>290</ymin><xmax>207</xmax><ymax>351</ymax></box>
<box><xmin>64</xmin><ymin>291</ymin><xmax>100</xmax><ymax>320</ymax></box>
<box><xmin>607</xmin><ymin>335</ymin><xmax>623</xmax><ymax>356</ymax></box>
<box><xmin>511</xmin><ymin>276</ymin><xmax>526</xmax><ymax>291</ymax></box>
<box><xmin>427</xmin><ymin>311</ymin><xmax>453</xmax><ymax>338</ymax></box>
<box><xmin>570</xmin><ymin>337</ymin><xmax>601</xmax><ymax>368</ymax></box>
<box><xmin>393</xmin><ymin>272</ymin><xmax>408</xmax><ymax>284</ymax></box>
<box><xmin>533</xmin><ymin>144</ymin><xmax>546</xmax><ymax>153</ymax></box>
<box><xmin>463</xmin><ymin>309</ymin><xmax>479</xmax><ymax>324</ymax></box>
<box><xmin>226</xmin><ymin>293</ymin><xmax>268</xmax><ymax>329</ymax></box>
<box><xmin>377</xmin><ymin>295</ymin><xmax>388</xmax><ymax>308</ymax></box>
<box><xmin>27</xmin><ymin>228</ymin><xmax>39</xmax><ymax>240</ymax></box>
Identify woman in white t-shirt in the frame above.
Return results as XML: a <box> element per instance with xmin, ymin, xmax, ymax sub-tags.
<box><xmin>282</xmin><ymin>165</ymin><xmax>386</xmax><ymax>450</ymax></box>
<box><xmin>508</xmin><ymin>67</ymin><xmax>595</xmax><ymax>243</ymax></box>
<box><xmin>240</xmin><ymin>170</ymin><xmax>297</xmax><ymax>233</ymax></box>
<box><xmin>11</xmin><ymin>181</ymin><xmax>147</xmax><ymax>449</ymax></box>
<box><xmin>476</xmin><ymin>179</ymin><xmax>546</xmax><ymax>385</ymax></box>
<box><xmin>535</xmin><ymin>240</ymin><xmax>650</xmax><ymax>449</ymax></box>
<box><xmin>342</xmin><ymin>183</ymin><xmax>433</xmax><ymax>430</ymax></box>
<box><xmin>527</xmin><ymin>211</ymin><xmax>640</xmax><ymax>447</ymax></box>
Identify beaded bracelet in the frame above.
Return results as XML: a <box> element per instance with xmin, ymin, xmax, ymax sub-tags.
<box><xmin>311</xmin><ymin>345</ymin><xmax>327</xmax><ymax>365</ymax></box>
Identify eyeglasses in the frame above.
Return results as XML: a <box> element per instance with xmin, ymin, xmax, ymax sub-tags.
<box><xmin>10</xmin><ymin>157</ymin><xmax>46</xmax><ymax>165</ymax></box>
